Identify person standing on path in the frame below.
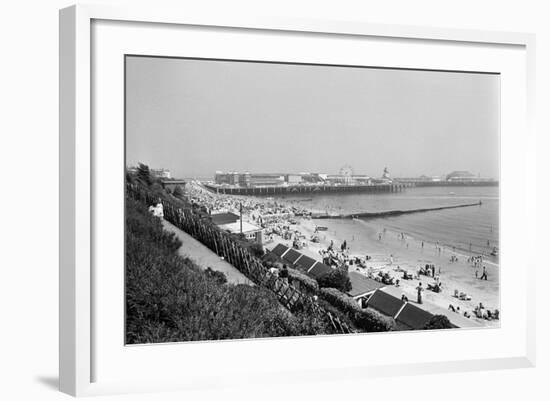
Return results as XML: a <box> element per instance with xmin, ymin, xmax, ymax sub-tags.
<box><xmin>480</xmin><ymin>266</ymin><xmax>488</xmax><ymax>280</ymax></box>
<box><xmin>416</xmin><ymin>282</ymin><xmax>424</xmax><ymax>304</ymax></box>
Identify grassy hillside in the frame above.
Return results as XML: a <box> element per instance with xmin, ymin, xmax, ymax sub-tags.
<box><xmin>125</xmin><ymin>197</ymin><xmax>332</xmax><ymax>343</ymax></box>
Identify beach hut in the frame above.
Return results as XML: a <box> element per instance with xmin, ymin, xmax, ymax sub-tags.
<box><xmin>264</xmin><ymin>246</ymin><xmax>338</xmax><ymax>283</ymax></box>
<box><xmin>347</xmin><ymin>271</ymin><xmax>386</xmax><ymax>305</ymax></box>
<box><xmin>395</xmin><ymin>303</ymin><xmax>434</xmax><ymax>330</ymax></box>
<box><xmin>294</xmin><ymin>255</ymin><xmax>317</xmax><ymax>271</ymax></box>
<box><xmin>271</xmin><ymin>244</ymin><xmax>290</xmax><ymax>258</ymax></box>
<box><xmin>306</xmin><ymin>262</ymin><xmax>333</xmax><ymax>280</ymax></box>
<box><xmin>365</xmin><ymin>289</ymin><xmax>405</xmax><ymax>318</ymax></box>
<box><xmin>282</xmin><ymin>248</ymin><xmax>303</xmax><ymax>265</ymax></box>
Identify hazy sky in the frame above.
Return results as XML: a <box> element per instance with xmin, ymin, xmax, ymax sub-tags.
<box><xmin>126</xmin><ymin>56</ymin><xmax>500</xmax><ymax>179</ymax></box>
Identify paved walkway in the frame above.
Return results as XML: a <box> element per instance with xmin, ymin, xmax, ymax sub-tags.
<box><xmin>161</xmin><ymin>219</ymin><xmax>254</xmax><ymax>286</ymax></box>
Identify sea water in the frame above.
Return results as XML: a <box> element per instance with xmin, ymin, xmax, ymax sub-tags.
<box><xmin>283</xmin><ymin>186</ymin><xmax>499</xmax><ymax>262</ymax></box>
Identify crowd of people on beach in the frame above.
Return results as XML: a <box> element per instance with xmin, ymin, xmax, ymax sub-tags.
<box><xmin>185</xmin><ymin>182</ymin><xmax>313</xmax><ymax>244</ymax></box>
<box><xmin>186</xmin><ymin>181</ymin><xmax>310</xmax><ymax>219</ymax></box>
<box><xmin>468</xmin><ymin>255</ymin><xmax>489</xmax><ymax>280</ymax></box>
<box><xmin>307</xmin><ymin>232</ymin><xmax>497</xmax><ymax>324</ymax></box>
<box><xmin>448</xmin><ymin>301</ymin><xmax>499</xmax><ymax>321</ymax></box>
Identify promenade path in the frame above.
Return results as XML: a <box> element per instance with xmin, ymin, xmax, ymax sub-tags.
<box><xmin>161</xmin><ymin>219</ymin><xmax>254</xmax><ymax>286</ymax></box>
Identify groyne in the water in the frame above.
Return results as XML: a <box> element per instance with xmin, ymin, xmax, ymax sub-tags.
<box><xmin>312</xmin><ymin>201</ymin><xmax>482</xmax><ymax>219</ymax></box>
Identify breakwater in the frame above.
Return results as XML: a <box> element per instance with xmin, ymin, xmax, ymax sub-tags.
<box><xmin>313</xmin><ymin>201</ymin><xmax>482</xmax><ymax>219</ymax></box>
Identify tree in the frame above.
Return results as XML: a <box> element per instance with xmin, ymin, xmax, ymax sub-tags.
<box><xmin>137</xmin><ymin>163</ymin><xmax>153</xmax><ymax>186</ymax></box>
<box><xmin>150</xmin><ymin>182</ymin><xmax>164</xmax><ymax>196</ymax></box>
<box><xmin>126</xmin><ymin>170</ymin><xmax>135</xmax><ymax>185</ymax></box>
<box><xmin>424</xmin><ymin>314</ymin><xmax>454</xmax><ymax>330</ymax></box>
<box><xmin>172</xmin><ymin>185</ymin><xmax>184</xmax><ymax>199</ymax></box>
<box><xmin>317</xmin><ymin>269</ymin><xmax>352</xmax><ymax>292</ymax></box>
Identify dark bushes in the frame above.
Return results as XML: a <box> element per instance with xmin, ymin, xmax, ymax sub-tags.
<box><xmin>261</xmin><ymin>251</ymin><xmax>393</xmax><ymax>333</ymax></box>
<box><xmin>424</xmin><ymin>314</ymin><xmax>454</xmax><ymax>330</ymax></box>
<box><xmin>287</xmin><ymin>268</ymin><xmax>319</xmax><ymax>294</ymax></box>
<box><xmin>262</xmin><ymin>259</ymin><xmax>319</xmax><ymax>295</ymax></box>
<box><xmin>172</xmin><ymin>185</ymin><xmax>184</xmax><ymax>199</ymax></box>
<box><xmin>204</xmin><ymin>267</ymin><xmax>227</xmax><ymax>284</ymax></box>
<box><xmin>317</xmin><ymin>269</ymin><xmax>352</xmax><ymax>292</ymax></box>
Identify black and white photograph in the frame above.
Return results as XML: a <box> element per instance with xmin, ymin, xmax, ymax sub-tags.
<box><xmin>124</xmin><ymin>55</ymin><xmax>500</xmax><ymax>344</ymax></box>
<box><xmin>4</xmin><ymin>1</ymin><xmax>549</xmax><ymax>399</ymax></box>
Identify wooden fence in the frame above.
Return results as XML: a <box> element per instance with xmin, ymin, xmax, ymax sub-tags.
<box><xmin>127</xmin><ymin>184</ymin><xmax>353</xmax><ymax>335</ymax></box>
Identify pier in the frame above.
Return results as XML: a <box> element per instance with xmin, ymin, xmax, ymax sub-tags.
<box><xmin>203</xmin><ymin>182</ymin><xmax>412</xmax><ymax>196</ymax></box>
<box><xmin>397</xmin><ymin>180</ymin><xmax>498</xmax><ymax>187</ymax></box>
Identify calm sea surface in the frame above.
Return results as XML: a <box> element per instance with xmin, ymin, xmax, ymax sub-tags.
<box><xmin>282</xmin><ymin>186</ymin><xmax>499</xmax><ymax>261</ymax></box>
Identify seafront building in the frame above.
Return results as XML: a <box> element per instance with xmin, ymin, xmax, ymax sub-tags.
<box><xmin>210</xmin><ymin>211</ymin><xmax>263</xmax><ymax>244</ymax></box>
<box><xmin>208</xmin><ymin>168</ymin><xmax>408</xmax><ymax>195</ymax></box>
<box><xmin>206</xmin><ymin>167</ymin><xmax>496</xmax><ymax>196</ymax></box>
<box><xmin>151</xmin><ymin>168</ymin><xmax>172</xmax><ymax>179</ymax></box>
<box><xmin>446</xmin><ymin>170</ymin><xmax>490</xmax><ymax>182</ymax></box>
<box><xmin>214</xmin><ymin>171</ymin><xmax>285</xmax><ymax>187</ymax></box>
<box><xmin>213</xmin><ymin>168</ymin><xmax>388</xmax><ymax>188</ymax></box>
<box><xmin>395</xmin><ymin>170</ymin><xmax>497</xmax><ymax>186</ymax></box>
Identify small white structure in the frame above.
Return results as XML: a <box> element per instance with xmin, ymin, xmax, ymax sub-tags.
<box><xmin>219</xmin><ymin>221</ymin><xmax>263</xmax><ymax>244</ymax></box>
<box><xmin>151</xmin><ymin>168</ymin><xmax>172</xmax><ymax>179</ymax></box>
<box><xmin>148</xmin><ymin>203</ymin><xmax>164</xmax><ymax>218</ymax></box>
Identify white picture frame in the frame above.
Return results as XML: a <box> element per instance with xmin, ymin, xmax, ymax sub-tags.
<box><xmin>59</xmin><ymin>4</ymin><xmax>536</xmax><ymax>397</ymax></box>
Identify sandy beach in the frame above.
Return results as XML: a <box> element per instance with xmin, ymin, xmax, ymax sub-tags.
<box><xmin>266</xmin><ymin>215</ymin><xmax>499</xmax><ymax>327</ymax></box>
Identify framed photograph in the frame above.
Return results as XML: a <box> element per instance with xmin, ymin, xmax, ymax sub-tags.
<box><xmin>59</xmin><ymin>4</ymin><xmax>536</xmax><ymax>397</ymax></box>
